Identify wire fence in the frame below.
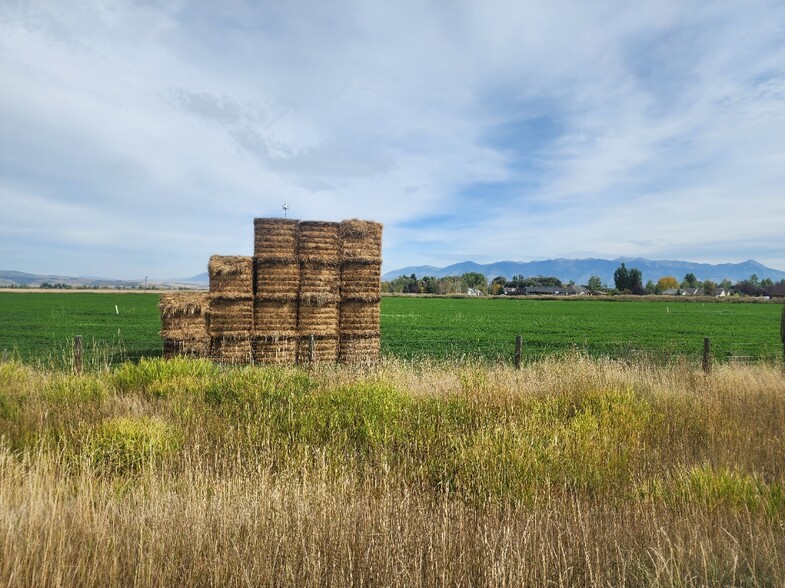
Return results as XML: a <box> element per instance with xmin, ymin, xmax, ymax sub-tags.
<box><xmin>1</xmin><ymin>334</ymin><xmax>782</xmax><ymax>373</ymax></box>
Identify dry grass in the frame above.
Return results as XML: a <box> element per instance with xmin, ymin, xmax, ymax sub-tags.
<box><xmin>2</xmin><ymin>356</ymin><xmax>784</xmax><ymax>586</ymax></box>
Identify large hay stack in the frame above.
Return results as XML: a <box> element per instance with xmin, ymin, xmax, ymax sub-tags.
<box><xmin>297</xmin><ymin>221</ymin><xmax>340</xmax><ymax>363</ymax></box>
<box><xmin>160</xmin><ymin>217</ymin><xmax>382</xmax><ymax>365</ymax></box>
<box><xmin>207</xmin><ymin>256</ymin><xmax>253</xmax><ymax>363</ymax></box>
<box><xmin>338</xmin><ymin>220</ymin><xmax>382</xmax><ymax>363</ymax></box>
<box><xmin>159</xmin><ymin>293</ymin><xmax>210</xmax><ymax>358</ymax></box>
<box><xmin>253</xmin><ymin>218</ymin><xmax>300</xmax><ymax>364</ymax></box>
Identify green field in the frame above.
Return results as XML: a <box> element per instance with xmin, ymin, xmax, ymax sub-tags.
<box><xmin>0</xmin><ymin>292</ymin><xmax>782</xmax><ymax>366</ymax></box>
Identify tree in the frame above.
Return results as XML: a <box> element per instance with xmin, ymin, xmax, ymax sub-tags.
<box><xmin>587</xmin><ymin>275</ymin><xmax>603</xmax><ymax>291</ymax></box>
<box><xmin>613</xmin><ymin>263</ymin><xmax>644</xmax><ymax>294</ymax></box>
<box><xmin>461</xmin><ymin>272</ymin><xmax>488</xmax><ymax>294</ymax></box>
<box><xmin>656</xmin><ymin>276</ymin><xmax>678</xmax><ymax>293</ymax></box>
<box><xmin>682</xmin><ymin>273</ymin><xmax>698</xmax><ymax>288</ymax></box>
<box><xmin>628</xmin><ymin>268</ymin><xmax>645</xmax><ymax>295</ymax></box>
<box><xmin>645</xmin><ymin>279</ymin><xmax>656</xmax><ymax>295</ymax></box>
<box><xmin>613</xmin><ymin>264</ymin><xmax>630</xmax><ymax>292</ymax></box>
<box><xmin>490</xmin><ymin>276</ymin><xmax>507</xmax><ymax>295</ymax></box>
<box><xmin>702</xmin><ymin>279</ymin><xmax>716</xmax><ymax>295</ymax></box>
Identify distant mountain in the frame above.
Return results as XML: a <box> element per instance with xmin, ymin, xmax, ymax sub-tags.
<box><xmin>0</xmin><ymin>270</ymin><xmax>206</xmax><ymax>289</ymax></box>
<box><xmin>382</xmin><ymin>258</ymin><xmax>785</xmax><ymax>286</ymax></box>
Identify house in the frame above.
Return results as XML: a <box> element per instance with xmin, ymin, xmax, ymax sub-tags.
<box><xmin>523</xmin><ymin>286</ymin><xmax>586</xmax><ymax>296</ymax></box>
<box><xmin>466</xmin><ymin>287</ymin><xmax>483</xmax><ymax>296</ymax></box>
<box><xmin>770</xmin><ymin>283</ymin><xmax>785</xmax><ymax>298</ymax></box>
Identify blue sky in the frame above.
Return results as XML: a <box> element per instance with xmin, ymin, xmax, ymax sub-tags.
<box><xmin>1</xmin><ymin>0</ymin><xmax>784</xmax><ymax>279</ymax></box>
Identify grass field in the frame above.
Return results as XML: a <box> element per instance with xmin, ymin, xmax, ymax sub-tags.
<box><xmin>1</xmin><ymin>356</ymin><xmax>784</xmax><ymax>586</ymax></box>
<box><xmin>0</xmin><ymin>292</ymin><xmax>782</xmax><ymax>366</ymax></box>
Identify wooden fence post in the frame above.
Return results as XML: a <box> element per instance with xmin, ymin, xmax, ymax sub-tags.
<box><xmin>308</xmin><ymin>335</ymin><xmax>315</xmax><ymax>363</ymax></box>
<box><xmin>514</xmin><ymin>335</ymin><xmax>522</xmax><ymax>370</ymax></box>
<box><xmin>702</xmin><ymin>337</ymin><xmax>711</xmax><ymax>374</ymax></box>
<box><xmin>2</xmin><ymin>349</ymin><xmax>7</xmax><ymax>363</ymax></box>
<box><xmin>74</xmin><ymin>335</ymin><xmax>83</xmax><ymax>375</ymax></box>
<box><xmin>780</xmin><ymin>305</ymin><xmax>785</xmax><ymax>372</ymax></box>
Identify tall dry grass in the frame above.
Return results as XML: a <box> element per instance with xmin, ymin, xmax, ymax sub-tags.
<box><xmin>1</xmin><ymin>355</ymin><xmax>784</xmax><ymax>586</ymax></box>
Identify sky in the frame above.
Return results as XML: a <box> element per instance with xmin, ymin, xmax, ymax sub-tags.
<box><xmin>1</xmin><ymin>0</ymin><xmax>784</xmax><ymax>280</ymax></box>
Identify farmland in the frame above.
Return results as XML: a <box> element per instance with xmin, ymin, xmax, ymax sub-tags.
<box><xmin>0</xmin><ymin>292</ymin><xmax>782</xmax><ymax>366</ymax></box>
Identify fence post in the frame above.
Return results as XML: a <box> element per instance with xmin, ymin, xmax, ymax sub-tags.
<box><xmin>74</xmin><ymin>335</ymin><xmax>83</xmax><ymax>375</ymax></box>
<box><xmin>308</xmin><ymin>334</ymin><xmax>315</xmax><ymax>363</ymax></box>
<box><xmin>702</xmin><ymin>337</ymin><xmax>711</xmax><ymax>374</ymax></box>
<box><xmin>514</xmin><ymin>335</ymin><xmax>522</xmax><ymax>370</ymax></box>
<box><xmin>780</xmin><ymin>305</ymin><xmax>785</xmax><ymax>372</ymax></box>
<box><xmin>2</xmin><ymin>348</ymin><xmax>6</xmax><ymax>363</ymax></box>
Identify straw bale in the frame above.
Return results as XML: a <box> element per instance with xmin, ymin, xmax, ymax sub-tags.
<box><xmin>297</xmin><ymin>335</ymin><xmax>339</xmax><ymax>363</ymax></box>
<box><xmin>339</xmin><ymin>219</ymin><xmax>383</xmax><ymax>262</ymax></box>
<box><xmin>209</xmin><ymin>256</ymin><xmax>253</xmax><ymax>296</ymax></box>
<box><xmin>163</xmin><ymin>338</ymin><xmax>210</xmax><ymax>359</ymax></box>
<box><xmin>339</xmin><ymin>334</ymin><xmax>381</xmax><ymax>363</ymax></box>
<box><xmin>211</xmin><ymin>337</ymin><xmax>253</xmax><ymax>364</ymax></box>
<box><xmin>299</xmin><ymin>261</ymin><xmax>340</xmax><ymax>300</ymax></box>
<box><xmin>339</xmin><ymin>300</ymin><xmax>380</xmax><ymax>336</ymax></box>
<box><xmin>207</xmin><ymin>296</ymin><xmax>253</xmax><ymax>337</ymax></box>
<box><xmin>253</xmin><ymin>336</ymin><xmax>297</xmax><ymax>364</ymax></box>
<box><xmin>254</xmin><ymin>258</ymin><xmax>299</xmax><ymax>300</ymax></box>
<box><xmin>298</xmin><ymin>221</ymin><xmax>340</xmax><ymax>263</ymax></box>
<box><xmin>254</xmin><ymin>218</ymin><xmax>299</xmax><ymax>259</ymax></box>
<box><xmin>159</xmin><ymin>292</ymin><xmax>209</xmax><ymax>318</ymax></box>
<box><xmin>160</xmin><ymin>316</ymin><xmax>207</xmax><ymax>341</ymax></box>
<box><xmin>298</xmin><ymin>302</ymin><xmax>339</xmax><ymax>337</ymax></box>
<box><xmin>340</xmin><ymin>261</ymin><xmax>381</xmax><ymax>302</ymax></box>
<box><xmin>253</xmin><ymin>298</ymin><xmax>298</xmax><ymax>337</ymax></box>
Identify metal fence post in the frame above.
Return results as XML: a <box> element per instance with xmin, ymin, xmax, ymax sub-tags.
<box><xmin>514</xmin><ymin>335</ymin><xmax>522</xmax><ymax>369</ymax></box>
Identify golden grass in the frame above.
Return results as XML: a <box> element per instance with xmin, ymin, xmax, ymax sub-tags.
<box><xmin>4</xmin><ymin>355</ymin><xmax>782</xmax><ymax>585</ymax></box>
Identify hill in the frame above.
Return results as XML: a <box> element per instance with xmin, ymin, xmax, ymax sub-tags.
<box><xmin>382</xmin><ymin>258</ymin><xmax>785</xmax><ymax>285</ymax></box>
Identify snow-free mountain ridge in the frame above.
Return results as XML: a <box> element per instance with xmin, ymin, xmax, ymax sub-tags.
<box><xmin>382</xmin><ymin>258</ymin><xmax>785</xmax><ymax>286</ymax></box>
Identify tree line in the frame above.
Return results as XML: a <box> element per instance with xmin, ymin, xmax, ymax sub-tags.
<box><xmin>383</xmin><ymin>264</ymin><xmax>784</xmax><ymax>297</ymax></box>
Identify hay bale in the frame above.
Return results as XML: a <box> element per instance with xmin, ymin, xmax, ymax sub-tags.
<box><xmin>300</xmin><ymin>261</ymin><xmax>340</xmax><ymax>302</ymax></box>
<box><xmin>211</xmin><ymin>337</ymin><xmax>253</xmax><ymax>364</ymax></box>
<box><xmin>253</xmin><ymin>336</ymin><xmax>297</xmax><ymax>364</ymax></box>
<box><xmin>340</xmin><ymin>261</ymin><xmax>381</xmax><ymax>302</ymax></box>
<box><xmin>297</xmin><ymin>335</ymin><xmax>339</xmax><ymax>363</ymax></box>
<box><xmin>159</xmin><ymin>293</ymin><xmax>209</xmax><ymax>340</ymax></box>
<box><xmin>253</xmin><ymin>298</ymin><xmax>298</xmax><ymax>337</ymax></box>
<box><xmin>339</xmin><ymin>334</ymin><xmax>380</xmax><ymax>363</ymax></box>
<box><xmin>298</xmin><ymin>301</ymin><xmax>339</xmax><ymax>336</ymax></box>
<box><xmin>207</xmin><ymin>296</ymin><xmax>253</xmax><ymax>337</ymax></box>
<box><xmin>339</xmin><ymin>300</ymin><xmax>380</xmax><ymax>336</ymax></box>
<box><xmin>254</xmin><ymin>218</ymin><xmax>299</xmax><ymax>259</ymax></box>
<box><xmin>163</xmin><ymin>338</ymin><xmax>210</xmax><ymax>359</ymax></box>
<box><xmin>208</xmin><ymin>256</ymin><xmax>253</xmax><ymax>296</ymax></box>
<box><xmin>298</xmin><ymin>221</ymin><xmax>339</xmax><ymax>263</ymax></box>
<box><xmin>254</xmin><ymin>258</ymin><xmax>299</xmax><ymax>300</ymax></box>
<box><xmin>340</xmin><ymin>219</ymin><xmax>383</xmax><ymax>262</ymax></box>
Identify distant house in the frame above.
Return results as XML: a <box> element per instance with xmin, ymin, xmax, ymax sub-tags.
<box><xmin>663</xmin><ymin>287</ymin><xmax>703</xmax><ymax>296</ymax></box>
<box><xmin>770</xmin><ymin>283</ymin><xmax>785</xmax><ymax>298</ymax></box>
<box><xmin>503</xmin><ymin>287</ymin><xmax>519</xmax><ymax>296</ymax></box>
<box><xmin>466</xmin><ymin>287</ymin><xmax>483</xmax><ymax>296</ymax></box>
<box><xmin>524</xmin><ymin>286</ymin><xmax>586</xmax><ymax>296</ymax></box>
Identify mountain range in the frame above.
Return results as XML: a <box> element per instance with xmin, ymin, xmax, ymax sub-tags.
<box><xmin>382</xmin><ymin>258</ymin><xmax>785</xmax><ymax>286</ymax></box>
<box><xmin>0</xmin><ymin>270</ymin><xmax>207</xmax><ymax>289</ymax></box>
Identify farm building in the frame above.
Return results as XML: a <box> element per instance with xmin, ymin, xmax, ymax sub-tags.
<box><xmin>161</xmin><ymin>218</ymin><xmax>382</xmax><ymax>364</ymax></box>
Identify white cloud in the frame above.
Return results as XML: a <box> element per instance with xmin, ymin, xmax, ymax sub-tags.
<box><xmin>1</xmin><ymin>0</ymin><xmax>784</xmax><ymax>277</ymax></box>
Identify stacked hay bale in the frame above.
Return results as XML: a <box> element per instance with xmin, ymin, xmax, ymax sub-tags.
<box><xmin>207</xmin><ymin>255</ymin><xmax>253</xmax><ymax>364</ymax></box>
<box><xmin>297</xmin><ymin>221</ymin><xmax>341</xmax><ymax>363</ymax></box>
<box><xmin>339</xmin><ymin>220</ymin><xmax>383</xmax><ymax>362</ymax></box>
<box><xmin>159</xmin><ymin>292</ymin><xmax>210</xmax><ymax>358</ymax></box>
<box><xmin>252</xmin><ymin>218</ymin><xmax>300</xmax><ymax>364</ymax></box>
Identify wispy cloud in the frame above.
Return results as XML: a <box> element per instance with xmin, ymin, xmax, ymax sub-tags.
<box><xmin>1</xmin><ymin>0</ymin><xmax>783</xmax><ymax>278</ymax></box>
